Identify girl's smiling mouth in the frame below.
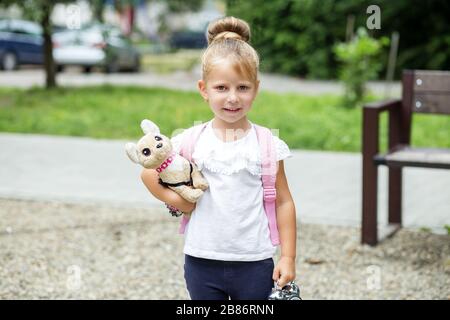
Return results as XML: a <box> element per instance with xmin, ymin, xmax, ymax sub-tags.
<box><xmin>223</xmin><ymin>107</ymin><xmax>242</xmax><ymax>113</ymax></box>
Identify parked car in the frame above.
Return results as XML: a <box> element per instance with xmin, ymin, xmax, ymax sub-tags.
<box><xmin>0</xmin><ymin>19</ymin><xmax>43</xmax><ymax>70</ymax></box>
<box><xmin>53</xmin><ymin>23</ymin><xmax>140</xmax><ymax>73</ymax></box>
<box><xmin>169</xmin><ymin>30</ymin><xmax>207</xmax><ymax>49</ymax></box>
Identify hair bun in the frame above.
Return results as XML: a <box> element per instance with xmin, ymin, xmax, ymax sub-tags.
<box><xmin>206</xmin><ymin>16</ymin><xmax>250</xmax><ymax>45</ymax></box>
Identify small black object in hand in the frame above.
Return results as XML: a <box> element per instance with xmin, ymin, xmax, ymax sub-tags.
<box><xmin>268</xmin><ymin>281</ymin><xmax>302</xmax><ymax>300</ymax></box>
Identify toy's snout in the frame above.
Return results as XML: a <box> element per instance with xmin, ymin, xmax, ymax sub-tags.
<box><xmin>155</xmin><ymin>135</ymin><xmax>163</xmax><ymax>149</ymax></box>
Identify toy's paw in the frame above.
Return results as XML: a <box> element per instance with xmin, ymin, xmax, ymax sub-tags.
<box><xmin>193</xmin><ymin>178</ymin><xmax>209</xmax><ymax>191</ymax></box>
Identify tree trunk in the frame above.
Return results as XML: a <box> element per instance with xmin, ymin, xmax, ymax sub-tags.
<box><xmin>41</xmin><ymin>3</ymin><xmax>56</xmax><ymax>89</ymax></box>
<box><xmin>93</xmin><ymin>0</ymin><xmax>104</xmax><ymax>22</ymax></box>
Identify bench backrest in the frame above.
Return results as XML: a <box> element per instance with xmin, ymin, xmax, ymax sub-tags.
<box><xmin>403</xmin><ymin>70</ymin><xmax>450</xmax><ymax>115</ymax></box>
<box><xmin>399</xmin><ymin>70</ymin><xmax>449</xmax><ymax>145</ymax></box>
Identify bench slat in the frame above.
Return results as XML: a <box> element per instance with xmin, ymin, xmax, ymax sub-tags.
<box><xmin>375</xmin><ymin>146</ymin><xmax>450</xmax><ymax>169</ymax></box>
<box><xmin>413</xmin><ymin>93</ymin><xmax>450</xmax><ymax>114</ymax></box>
<box><xmin>414</xmin><ymin>70</ymin><xmax>450</xmax><ymax>92</ymax></box>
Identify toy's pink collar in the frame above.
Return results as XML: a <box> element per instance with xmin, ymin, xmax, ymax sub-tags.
<box><xmin>156</xmin><ymin>152</ymin><xmax>176</xmax><ymax>173</ymax></box>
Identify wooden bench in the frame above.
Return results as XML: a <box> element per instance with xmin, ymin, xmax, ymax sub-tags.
<box><xmin>362</xmin><ymin>70</ymin><xmax>450</xmax><ymax>246</ymax></box>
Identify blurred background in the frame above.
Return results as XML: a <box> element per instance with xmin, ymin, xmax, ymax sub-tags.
<box><xmin>0</xmin><ymin>0</ymin><xmax>449</xmax><ymax>149</ymax></box>
<box><xmin>1</xmin><ymin>0</ymin><xmax>449</xmax><ymax>79</ymax></box>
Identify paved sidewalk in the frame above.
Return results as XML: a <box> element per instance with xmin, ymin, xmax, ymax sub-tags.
<box><xmin>0</xmin><ymin>133</ymin><xmax>448</xmax><ymax>233</ymax></box>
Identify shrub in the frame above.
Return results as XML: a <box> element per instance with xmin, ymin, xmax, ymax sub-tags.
<box><xmin>334</xmin><ymin>28</ymin><xmax>388</xmax><ymax>107</ymax></box>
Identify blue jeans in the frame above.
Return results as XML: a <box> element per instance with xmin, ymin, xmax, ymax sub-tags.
<box><xmin>184</xmin><ymin>254</ymin><xmax>274</xmax><ymax>300</ymax></box>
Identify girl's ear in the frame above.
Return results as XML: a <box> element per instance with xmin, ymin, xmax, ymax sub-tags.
<box><xmin>140</xmin><ymin>119</ymin><xmax>160</xmax><ymax>135</ymax></box>
<box><xmin>198</xmin><ymin>80</ymin><xmax>208</xmax><ymax>101</ymax></box>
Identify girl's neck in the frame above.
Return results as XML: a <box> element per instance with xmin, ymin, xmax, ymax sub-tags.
<box><xmin>212</xmin><ymin>116</ymin><xmax>251</xmax><ymax>131</ymax></box>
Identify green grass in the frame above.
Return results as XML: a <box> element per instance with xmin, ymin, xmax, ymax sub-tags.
<box><xmin>419</xmin><ymin>227</ymin><xmax>432</xmax><ymax>233</ymax></box>
<box><xmin>141</xmin><ymin>49</ymin><xmax>201</xmax><ymax>74</ymax></box>
<box><xmin>0</xmin><ymin>86</ymin><xmax>449</xmax><ymax>152</ymax></box>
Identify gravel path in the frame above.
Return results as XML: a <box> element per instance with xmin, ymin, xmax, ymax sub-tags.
<box><xmin>0</xmin><ymin>198</ymin><xmax>448</xmax><ymax>300</ymax></box>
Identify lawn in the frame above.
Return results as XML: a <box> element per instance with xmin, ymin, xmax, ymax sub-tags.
<box><xmin>0</xmin><ymin>86</ymin><xmax>449</xmax><ymax>153</ymax></box>
<box><xmin>141</xmin><ymin>49</ymin><xmax>201</xmax><ymax>74</ymax></box>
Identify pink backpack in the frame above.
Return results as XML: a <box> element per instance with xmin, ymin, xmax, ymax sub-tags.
<box><xmin>178</xmin><ymin>121</ymin><xmax>280</xmax><ymax>246</ymax></box>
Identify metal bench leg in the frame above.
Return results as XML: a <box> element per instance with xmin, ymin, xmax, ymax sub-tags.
<box><xmin>388</xmin><ymin>167</ymin><xmax>402</xmax><ymax>225</ymax></box>
<box><xmin>378</xmin><ymin>167</ymin><xmax>403</xmax><ymax>240</ymax></box>
<box><xmin>362</xmin><ymin>162</ymin><xmax>378</xmax><ymax>246</ymax></box>
<box><xmin>362</xmin><ymin>108</ymin><xmax>380</xmax><ymax>246</ymax></box>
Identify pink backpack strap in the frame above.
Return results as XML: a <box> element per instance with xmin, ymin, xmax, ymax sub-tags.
<box><xmin>254</xmin><ymin>124</ymin><xmax>280</xmax><ymax>246</ymax></box>
<box><xmin>178</xmin><ymin>121</ymin><xmax>209</xmax><ymax>234</ymax></box>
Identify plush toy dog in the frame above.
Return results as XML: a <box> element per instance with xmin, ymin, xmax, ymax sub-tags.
<box><xmin>125</xmin><ymin>119</ymin><xmax>208</xmax><ymax>203</ymax></box>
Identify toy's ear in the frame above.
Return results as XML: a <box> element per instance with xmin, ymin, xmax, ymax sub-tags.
<box><xmin>125</xmin><ymin>143</ymin><xmax>140</xmax><ymax>164</ymax></box>
<box><xmin>140</xmin><ymin>119</ymin><xmax>160</xmax><ymax>135</ymax></box>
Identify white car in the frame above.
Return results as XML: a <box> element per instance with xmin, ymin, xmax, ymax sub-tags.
<box><xmin>53</xmin><ymin>23</ymin><xmax>140</xmax><ymax>73</ymax></box>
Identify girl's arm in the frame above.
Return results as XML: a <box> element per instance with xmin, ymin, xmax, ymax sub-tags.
<box><xmin>273</xmin><ymin>160</ymin><xmax>297</xmax><ymax>287</ymax></box>
<box><xmin>141</xmin><ymin>168</ymin><xmax>196</xmax><ymax>213</ymax></box>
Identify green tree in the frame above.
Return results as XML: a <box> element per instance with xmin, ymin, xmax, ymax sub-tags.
<box><xmin>91</xmin><ymin>0</ymin><xmax>105</xmax><ymax>23</ymax></box>
<box><xmin>226</xmin><ymin>0</ymin><xmax>450</xmax><ymax>79</ymax></box>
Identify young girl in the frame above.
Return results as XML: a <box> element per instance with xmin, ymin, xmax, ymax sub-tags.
<box><xmin>141</xmin><ymin>16</ymin><xmax>297</xmax><ymax>300</ymax></box>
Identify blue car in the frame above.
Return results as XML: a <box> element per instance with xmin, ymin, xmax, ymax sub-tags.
<box><xmin>0</xmin><ymin>19</ymin><xmax>44</xmax><ymax>70</ymax></box>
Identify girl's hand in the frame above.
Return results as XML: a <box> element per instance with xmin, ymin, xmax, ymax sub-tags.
<box><xmin>272</xmin><ymin>256</ymin><xmax>296</xmax><ymax>288</ymax></box>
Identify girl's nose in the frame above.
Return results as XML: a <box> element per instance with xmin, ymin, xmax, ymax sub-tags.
<box><xmin>227</xmin><ymin>92</ymin><xmax>238</xmax><ymax>103</ymax></box>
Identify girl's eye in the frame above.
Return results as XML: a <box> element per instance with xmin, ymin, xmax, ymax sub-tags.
<box><xmin>216</xmin><ymin>86</ymin><xmax>226</xmax><ymax>91</ymax></box>
<box><xmin>239</xmin><ymin>85</ymin><xmax>249</xmax><ymax>90</ymax></box>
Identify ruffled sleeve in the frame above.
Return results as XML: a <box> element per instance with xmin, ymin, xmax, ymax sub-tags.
<box><xmin>170</xmin><ymin>125</ymin><xmax>204</xmax><ymax>154</ymax></box>
<box><xmin>273</xmin><ymin>135</ymin><xmax>292</xmax><ymax>161</ymax></box>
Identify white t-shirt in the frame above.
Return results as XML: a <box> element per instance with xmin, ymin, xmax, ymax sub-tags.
<box><xmin>171</xmin><ymin>120</ymin><xmax>292</xmax><ymax>261</ymax></box>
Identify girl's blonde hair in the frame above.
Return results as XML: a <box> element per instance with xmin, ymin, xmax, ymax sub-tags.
<box><xmin>201</xmin><ymin>16</ymin><xmax>259</xmax><ymax>83</ymax></box>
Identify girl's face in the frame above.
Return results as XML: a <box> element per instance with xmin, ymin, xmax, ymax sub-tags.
<box><xmin>198</xmin><ymin>60</ymin><xmax>259</xmax><ymax>125</ymax></box>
